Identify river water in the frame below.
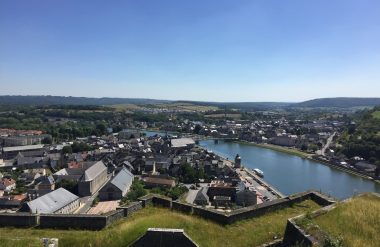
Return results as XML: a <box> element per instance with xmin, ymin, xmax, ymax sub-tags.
<box><xmin>199</xmin><ymin>140</ymin><xmax>380</xmax><ymax>199</ymax></box>
<box><xmin>144</xmin><ymin>130</ymin><xmax>380</xmax><ymax>199</ymax></box>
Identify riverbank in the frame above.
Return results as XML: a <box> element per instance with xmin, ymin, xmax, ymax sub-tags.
<box><xmin>232</xmin><ymin>140</ymin><xmax>379</xmax><ymax>183</ymax></box>
<box><xmin>232</xmin><ymin>140</ymin><xmax>311</xmax><ymax>159</ymax></box>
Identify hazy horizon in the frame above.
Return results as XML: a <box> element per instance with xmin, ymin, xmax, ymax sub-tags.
<box><xmin>1</xmin><ymin>0</ymin><xmax>380</xmax><ymax>101</ymax></box>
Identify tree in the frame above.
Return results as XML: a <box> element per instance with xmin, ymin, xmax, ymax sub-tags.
<box><xmin>56</xmin><ymin>179</ymin><xmax>78</xmax><ymax>194</ymax></box>
<box><xmin>193</xmin><ymin>124</ymin><xmax>202</xmax><ymax>134</ymax></box>
<box><xmin>126</xmin><ymin>180</ymin><xmax>147</xmax><ymax>201</ymax></box>
<box><xmin>309</xmin><ymin>144</ymin><xmax>319</xmax><ymax>152</ymax></box>
<box><xmin>62</xmin><ymin>145</ymin><xmax>73</xmax><ymax>154</ymax></box>
<box><xmin>166</xmin><ymin>185</ymin><xmax>188</xmax><ymax>200</ymax></box>
<box><xmin>41</xmin><ymin>136</ymin><xmax>52</xmax><ymax>144</ymax></box>
<box><xmin>96</xmin><ymin>123</ymin><xmax>107</xmax><ymax>136</ymax></box>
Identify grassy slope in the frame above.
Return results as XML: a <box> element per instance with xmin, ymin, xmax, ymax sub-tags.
<box><xmin>0</xmin><ymin>200</ymin><xmax>320</xmax><ymax>247</ymax></box>
<box><xmin>313</xmin><ymin>194</ymin><xmax>380</xmax><ymax>247</ymax></box>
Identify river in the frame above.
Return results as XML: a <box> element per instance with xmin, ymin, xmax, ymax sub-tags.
<box><xmin>199</xmin><ymin>139</ymin><xmax>380</xmax><ymax>199</ymax></box>
<box><xmin>143</xmin><ymin>130</ymin><xmax>380</xmax><ymax>199</ymax></box>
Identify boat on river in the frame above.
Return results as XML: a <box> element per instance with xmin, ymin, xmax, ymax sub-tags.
<box><xmin>253</xmin><ymin>168</ymin><xmax>264</xmax><ymax>177</ymax></box>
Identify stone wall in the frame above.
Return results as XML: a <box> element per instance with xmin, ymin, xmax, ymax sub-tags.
<box><xmin>117</xmin><ymin>201</ymin><xmax>143</xmax><ymax>217</ymax></box>
<box><xmin>39</xmin><ymin>214</ymin><xmax>107</xmax><ymax>230</ymax></box>
<box><xmin>192</xmin><ymin>207</ymin><xmax>229</xmax><ymax>224</ymax></box>
<box><xmin>152</xmin><ymin>195</ymin><xmax>172</xmax><ymax>208</ymax></box>
<box><xmin>282</xmin><ymin>217</ymin><xmax>314</xmax><ymax>247</ymax></box>
<box><xmin>105</xmin><ymin>209</ymin><xmax>124</xmax><ymax>226</ymax></box>
<box><xmin>139</xmin><ymin>194</ymin><xmax>154</xmax><ymax>207</ymax></box>
<box><xmin>0</xmin><ymin>190</ymin><xmax>335</xmax><ymax>230</ymax></box>
<box><xmin>0</xmin><ymin>213</ymin><xmax>38</xmax><ymax>227</ymax></box>
<box><xmin>172</xmin><ymin>201</ymin><xmax>193</xmax><ymax>214</ymax></box>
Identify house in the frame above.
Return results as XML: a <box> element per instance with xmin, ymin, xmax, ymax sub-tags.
<box><xmin>170</xmin><ymin>138</ymin><xmax>195</xmax><ymax>149</ymax></box>
<box><xmin>78</xmin><ymin>161</ymin><xmax>108</xmax><ymax>196</ymax></box>
<box><xmin>207</xmin><ymin>180</ymin><xmax>236</xmax><ymax>203</ymax></box>
<box><xmin>36</xmin><ymin>175</ymin><xmax>55</xmax><ymax>191</ymax></box>
<box><xmin>236</xmin><ymin>188</ymin><xmax>257</xmax><ymax>207</ymax></box>
<box><xmin>99</xmin><ymin>168</ymin><xmax>134</xmax><ymax>201</ymax></box>
<box><xmin>2</xmin><ymin>144</ymin><xmax>45</xmax><ymax>159</ymax></box>
<box><xmin>193</xmin><ymin>187</ymin><xmax>209</xmax><ymax>206</ymax></box>
<box><xmin>270</xmin><ymin>135</ymin><xmax>297</xmax><ymax>147</ymax></box>
<box><xmin>21</xmin><ymin>187</ymin><xmax>79</xmax><ymax>214</ymax></box>
<box><xmin>212</xmin><ymin>196</ymin><xmax>231</xmax><ymax>207</ymax></box>
<box><xmin>53</xmin><ymin>168</ymin><xmax>84</xmax><ymax>182</ymax></box>
<box><xmin>142</xmin><ymin>176</ymin><xmax>176</xmax><ymax>189</ymax></box>
<box><xmin>19</xmin><ymin>172</ymin><xmax>41</xmax><ymax>184</ymax></box>
<box><xmin>0</xmin><ymin>178</ymin><xmax>16</xmax><ymax>192</ymax></box>
<box><xmin>0</xmin><ymin>194</ymin><xmax>27</xmax><ymax>209</ymax></box>
<box><xmin>354</xmin><ymin>161</ymin><xmax>377</xmax><ymax>173</ymax></box>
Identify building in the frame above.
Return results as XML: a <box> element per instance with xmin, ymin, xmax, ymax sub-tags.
<box><xmin>36</xmin><ymin>175</ymin><xmax>55</xmax><ymax>191</ymax></box>
<box><xmin>207</xmin><ymin>180</ymin><xmax>236</xmax><ymax>203</ymax></box>
<box><xmin>236</xmin><ymin>188</ymin><xmax>257</xmax><ymax>207</ymax></box>
<box><xmin>2</xmin><ymin>144</ymin><xmax>45</xmax><ymax>159</ymax></box>
<box><xmin>22</xmin><ymin>188</ymin><xmax>79</xmax><ymax>214</ymax></box>
<box><xmin>1</xmin><ymin>134</ymin><xmax>51</xmax><ymax>147</ymax></box>
<box><xmin>142</xmin><ymin>176</ymin><xmax>176</xmax><ymax>189</ymax></box>
<box><xmin>131</xmin><ymin>228</ymin><xmax>199</xmax><ymax>247</ymax></box>
<box><xmin>270</xmin><ymin>135</ymin><xmax>298</xmax><ymax>147</ymax></box>
<box><xmin>118</xmin><ymin>129</ymin><xmax>141</xmax><ymax>140</ymax></box>
<box><xmin>193</xmin><ymin>187</ymin><xmax>209</xmax><ymax>206</ymax></box>
<box><xmin>0</xmin><ymin>178</ymin><xmax>16</xmax><ymax>192</ymax></box>
<box><xmin>99</xmin><ymin>168</ymin><xmax>134</xmax><ymax>201</ymax></box>
<box><xmin>170</xmin><ymin>138</ymin><xmax>195</xmax><ymax>149</ymax></box>
<box><xmin>78</xmin><ymin>161</ymin><xmax>108</xmax><ymax>196</ymax></box>
<box><xmin>0</xmin><ymin>194</ymin><xmax>27</xmax><ymax>209</ymax></box>
<box><xmin>234</xmin><ymin>154</ymin><xmax>241</xmax><ymax>168</ymax></box>
<box><xmin>354</xmin><ymin>161</ymin><xmax>377</xmax><ymax>173</ymax></box>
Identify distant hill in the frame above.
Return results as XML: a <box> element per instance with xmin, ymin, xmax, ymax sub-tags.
<box><xmin>0</xmin><ymin>95</ymin><xmax>169</xmax><ymax>106</ymax></box>
<box><xmin>0</xmin><ymin>95</ymin><xmax>379</xmax><ymax>109</ymax></box>
<box><xmin>294</xmin><ymin>97</ymin><xmax>380</xmax><ymax>108</ymax></box>
<box><xmin>175</xmin><ymin>101</ymin><xmax>293</xmax><ymax>110</ymax></box>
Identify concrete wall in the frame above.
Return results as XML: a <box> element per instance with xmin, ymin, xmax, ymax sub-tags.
<box><xmin>0</xmin><ymin>213</ymin><xmax>38</xmax><ymax>227</ymax></box>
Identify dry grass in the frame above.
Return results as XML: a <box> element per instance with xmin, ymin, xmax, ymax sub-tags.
<box><xmin>313</xmin><ymin>193</ymin><xmax>380</xmax><ymax>247</ymax></box>
<box><xmin>0</xmin><ymin>200</ymin><xmax>320</xmax><ymax>247</ymax></box>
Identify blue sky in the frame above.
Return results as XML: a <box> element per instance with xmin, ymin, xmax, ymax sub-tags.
<box><xmin>0</xmin><ymin>0</ymin><xmax>379</xmax><ymax>102</ymax></box>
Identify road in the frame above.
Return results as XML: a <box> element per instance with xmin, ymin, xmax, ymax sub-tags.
<box><xmin>318</xmin><ymin>132</ymin><xmax>336</xmax><ymax>156</ymax></box>
<box><xmin>223</xmin><ymin>159</ymin><xmax>283</xmax><ymax>202</ymax></box>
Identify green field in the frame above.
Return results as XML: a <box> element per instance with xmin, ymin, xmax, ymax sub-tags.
<box><xmin>205</xmin><ymin>113</ymin><xmax>242</xmax><ymax>119</ymax></box>
<box><xmin>158</xmin><ymin>103</ymin><xmax>219</xmax><ymax>112</ymax></box>
<box><xmin>371</xmin><ymin>110</ymin><xmax>380</xmax><ymax>119</ymax></box>
<box><xmin>298</xmin><ymin>193</ymin><xmax>380</xmax><ymax>247</ymax></box>
<box><xmin>110</xmin><ymin>104</ymin><xmax>143</xmax><ymax>112</ymax></box>
<box><xmin>0</xmin><ymin>200</ymin><xmax>320</xmax><ymax>247</ymax></box>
